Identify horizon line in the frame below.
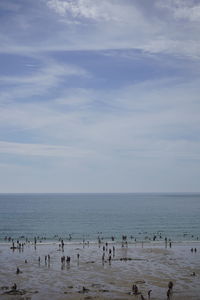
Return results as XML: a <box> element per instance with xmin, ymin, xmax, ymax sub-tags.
<box><xmin>0</xmin><ymin>192</ymin><xmax>200</xmax><ymax>195</ymax></box>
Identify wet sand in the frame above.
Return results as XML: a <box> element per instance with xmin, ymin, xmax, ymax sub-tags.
<box><xmin>0</xmin><ymin>241</ymin><xmax>199</xmax><ymax>300</ymax></box>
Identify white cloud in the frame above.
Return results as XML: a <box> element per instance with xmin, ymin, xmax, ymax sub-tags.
<box><xmin>156</xmin><ymin>0</ymin><xmax>200</xmax><ymax>22</ymax></box>
<box><xmin>0</xmin><ymin>62</ymin><xmax>88</xmax><ymax>85</ymax></box>
<box><xmin>0</xmin><ymin>57</ymin><xmax>89</xmax><ymax>103</ymax></box>
<box><xmin>1</xmin><ymin>76</ymin><xmax>199</xmax><ymax>164</ymax></box>
<box><xmin>0</xmin><ymin>0</ymin><xmax>199</xmax><ymax>60</ymax></box>
<box><xmin>44</xmin><ymin>0</ymin><xmax>200</xmax><ymax>59</ymax></box>
<box><xmin>47</xmin><ymin>0</ymin><xmax>134</xmax><ymax>22</ymax></box>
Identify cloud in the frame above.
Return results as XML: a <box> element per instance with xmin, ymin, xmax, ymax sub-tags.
<box><xmin>0</xmin><ymin>141</ymin><xmax>93</xmax><ymax>158</ymax></box>
<box><xmin>0</xmin><ymin>0</ymin><xmax>199</xmax><ymax>59</ymax></box>
<box><xmin>44</xmin><ymin>0</ymin><xmax>200</xmax><ymax>59</ymax></box>
<box><xmin>0</xmin><ymin>57</ymin><xmax>89</xmax><ymax>103</ymax></box>
<box><xmin>47</xmin><ymin>0</ymin><xmax>135</xmax><ymax>22</ymax></box>
<box><xmin>0</xmin><ymin>61</ymin><xmax>88</xmax><ymax>85</ymax></box>
<box><xmin>0</xmin><ymin>0</ymin><xmax>200</xmax><ymax>192</ymax></box>
<box><xmin>156</xmin><ymin>0</ymin><xmax>200</xmax><ymax>22</ymax></box>
<box><xmin>1</xmin><ymin>75</ymin><xmax>199</xmax><ymax>163</ymax></box>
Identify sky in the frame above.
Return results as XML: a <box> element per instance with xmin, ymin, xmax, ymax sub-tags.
<box><xmin>0</xmin><ymin>0</ymin><xmax>200</xmax><ymax>193</ymax></box>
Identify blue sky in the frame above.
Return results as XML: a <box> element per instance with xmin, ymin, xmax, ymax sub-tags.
<box><xmin>0</xmin><ymin>0</ymin><xmax>200</xmax><ymax>192</ymax></box>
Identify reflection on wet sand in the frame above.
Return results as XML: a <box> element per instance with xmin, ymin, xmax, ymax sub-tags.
<box><xmin>0</xmin><ymin>238</ymin><xmax>199</xmax><ymax>300</ymax></box>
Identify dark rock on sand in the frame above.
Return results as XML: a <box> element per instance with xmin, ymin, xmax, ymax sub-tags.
<box><xmin>135</xmin><ymin>280</ymin><xmax>146</xmax><ymax>284</ymax></box>
<box><xmin>78</xmin><ymin>286</ymin><xmax>90</xmax><ymax>293</ymax></box>
<box><xmin>3</xmin><ymin>289</ymin><xmax>26</xmax><ymax>295</ymax></box>
<box><xmin>98</xmin><ymin>289</ymin><xmax>109</xmax><ymax>292</ymax></box>
<box><xmin>1</xmin><ymin>286</ymin><xmax>9</xmax><ymax>290</ymax></box>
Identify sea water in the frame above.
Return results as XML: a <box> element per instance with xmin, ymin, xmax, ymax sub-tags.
<box><xmin>0</xmin><ymin>193</ymin><xmax>200</xmax><ymax>242</ymax></box>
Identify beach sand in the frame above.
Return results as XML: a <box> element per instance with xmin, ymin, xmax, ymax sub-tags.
<box><xmin>0</xmin><ymin>241</ymin><xmax>199</xmax><ymax>300</ymax></box>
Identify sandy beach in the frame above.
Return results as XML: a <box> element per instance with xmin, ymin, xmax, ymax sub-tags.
<box><xmin>0</xmin><ymin>240</ymin><xmax>199</xmax><ymax>300</ymax></box>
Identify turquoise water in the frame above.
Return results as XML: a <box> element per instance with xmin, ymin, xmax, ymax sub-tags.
<box><xmin>0</xmin><ymin>193</ymin><xmax>200</xmax><ymax>242</ymax></box>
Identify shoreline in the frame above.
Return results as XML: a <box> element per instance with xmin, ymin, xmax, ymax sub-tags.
<box><xmin>1</xmin><ymin>239</ymin><xmax>200</xmax><ymax>246</ymax></box>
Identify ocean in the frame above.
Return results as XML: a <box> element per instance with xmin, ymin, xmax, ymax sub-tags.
<box><xmin>0</xmin><ymin>193</ymin><xmax>200</xmax><ymax>243</ymax></box>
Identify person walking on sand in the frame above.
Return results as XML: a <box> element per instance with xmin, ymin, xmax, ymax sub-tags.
<box><xmin>108</xmin><ymin>254</ymin><xmax>112</xmax><ymax>265</ymax></box>
<box><xmin>113</xmin><ymin>246</ymin><xmax>115</xmax><ymax>257</ymax></box>
<box><xmin>16</xmin><ymin>267</ymin><xmax>22</xmax><ymax>274</ymax></box>
<box><xmin>148</xmin><ymin>289</ymin><xmax>152</xmax><ymax>299</ymax></box>
<box><xmin>102</xmin><ymin>253</ymin><xmax>105</xmax><ymax>263</ymax></box>
<box><xmin>167</xmin><ymin>281</ymin><xmax>173</xmax><ymax>299</ymax></box>
<box><xmin>167</xmin><ymin>289</ymin><xmax>171</xmax><ymax>299</ymax></box>
<box><xmin>168</xmin><ymin>281</ymin><xmax>173</xmax><ymax>290</ymax></box>
<box><xmin>132</xmin><ymin>284</ymin><xmax>139</xmax><ymax>295</ymax></box>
